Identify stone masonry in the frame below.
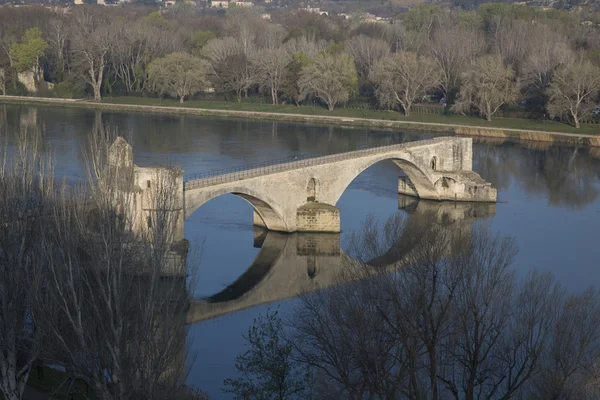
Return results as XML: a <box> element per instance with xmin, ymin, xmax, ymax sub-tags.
<box><xmin>183</xmin><ymin>137</ymin><xmax>497</xmax><ymax>233</ymax></box>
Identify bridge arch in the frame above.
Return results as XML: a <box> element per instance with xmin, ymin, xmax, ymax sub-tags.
<box><xmin>185</xmin><ymin>187</ymin><xmax>290</xmax><ymax>232</ymax></box>
<box><xmin>329</xmin><ymin>153</ymin><xmax>439</xmax><ymax>206</ymax></box>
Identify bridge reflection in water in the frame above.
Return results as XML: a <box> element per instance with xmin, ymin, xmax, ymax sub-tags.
<box><xmin>187</xmin><ymin>195</ymin><xmax>496</xmax><ymax>324</ymax></box>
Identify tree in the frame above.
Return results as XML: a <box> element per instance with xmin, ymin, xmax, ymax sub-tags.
<box><xmin>547</xmin><ymin>56</ymin><xmax>600</xmax><ymax>128</ymax></box>
<box><xmin>285</xmin><ymin>214</ymin><xmax>600</xmax><ymax>399</ymax></box>
<box><xmin>190</xmin><ymin>30</ymin><xmax>216</xmax><ymax>57</ymax></box>
<box><xmin>298</xmin><ymin>52</ymin><xmax>357</xmax><ymax>111</ymax></box>
<box><xmin>0</xmin><ymin>127</ymin><xmax>53</xmax><ymax>400</ymax></box>
<box><xmin>224</xmin><ymin>309</ymin><xmax>310</xmax><ymax>400</ymax></box>
<box><xmin>71</xmin><ymin>10</ymin><xmax>112</xmax><ymax>101</ymax></box>
<box><xmin>46</xmin><ymin>17</ymin><xmax>69</xmax><ymax>82</ymax></box>
<box><xmin>346</xmin><ymin>35</ymin><xmax>390</xmax><ymax>82</ymax></box>
<box><xmin>39</xmin><ymin>130</ymin><xmax>195</xmax><ymax>400</ymax></box>
<box><xmin>203</xmin><ymin>37</ymin><xmax>253</xmax><ymax>102</ymax></box>
<box><xmin>281</xmin><ymin>52</ymin><xmax>309</xmax><ymax>106</ymax></box>
<box><xmin>520</xmin><ymin>24</ymin><xmax>572</xmax><ymax>92</ymax></box>
<box><xmin>429</xmin><ymin>22</ymin><xmax>485</xmax><ymax>100</ymax></box>
<box><xmin>110</xmin><ymin>20</ymin><xmax>180</xmax><ymax>94</ymax></box>
<box><xmin>9</xmin><ymin>28</ymin><xmax>47</xmax><ymax>81</ymax></box>
<box><xmin>371</xmin><ymin>51</ymin><xmax>440</xmax><ymax>116</ymax></box>
<box><xmin>453</xmin><ymin>55</ymin><xmax>520</xmax><ymax>121</ymax></box>
<box><xmin>148</xmin><ymin>52</ymin><xmax>210</xmax><ymax>103</ymax></box>
<box><xmin>0</xmin><ymin>68</ymin><xmax>5</xmax><ymax>95</ymax></box>
<box><xmin>250</xmin><ymin>48</ymin><xmax>290</xmax><ymax>105</ymax></box>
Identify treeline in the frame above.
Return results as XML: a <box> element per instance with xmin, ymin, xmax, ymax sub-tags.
<box><xmin>2</xmin><ymin>4</ymin><xmax>600</xmax><ymax>126</ymax></box>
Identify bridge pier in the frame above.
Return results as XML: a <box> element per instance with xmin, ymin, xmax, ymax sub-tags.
<box><xmin>398</xmin><ymin>172</ymin><xmax>497</xmax><ymax>202</ymax></box>
<box><xmin>254</xmin><ymin>202</ymin><xmax>340</xmax><ymax>233</ymax></box>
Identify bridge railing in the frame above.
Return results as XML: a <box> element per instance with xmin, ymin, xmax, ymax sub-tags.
<box><xmin>183</xmin><ymin>137</ymin><xmax>454</xmax><ymax>190</ymax></box>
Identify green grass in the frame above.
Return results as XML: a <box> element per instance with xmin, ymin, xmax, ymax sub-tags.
<box><xmin>102</xmin><ymin>96</ymin><xmax>600</xmax><ymax>136</ymax></box>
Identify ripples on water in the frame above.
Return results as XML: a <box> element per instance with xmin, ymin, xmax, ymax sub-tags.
<box><xmin>2</xmin><ymin>104</ymin><xmax>600</xmax><ymax>398</ymax></box>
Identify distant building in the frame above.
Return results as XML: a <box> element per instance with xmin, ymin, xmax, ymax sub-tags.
<box><xmin>210</xmin><ymin>0</ymin><xmax>229</xmax><ymax>7</ymax></box>
<box><xmin>210</xmin><ymin>0</ymin><xmax>252</xmax><ymax>7</ymax></box>
<box><xmin>300</xmin><ymin>6</ymin><xmax>328</xmax><ymax>15</ymax></box>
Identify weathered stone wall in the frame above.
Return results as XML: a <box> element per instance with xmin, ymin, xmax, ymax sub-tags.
<box><xmin>296</xmin><ymin>203</ymin><xmax>340</xmax><ymax>233</ymax></box>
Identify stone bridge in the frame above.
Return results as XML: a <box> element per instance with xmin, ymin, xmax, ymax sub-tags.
<box><xmin>183</xmin><ymin>137</ymin><xmax>496</xmax><ymax>233</ymax></box>
<box><xmin>187</xmin><ymin>196</ymin><xmax>496</xmax><ymax>324</ymax></box>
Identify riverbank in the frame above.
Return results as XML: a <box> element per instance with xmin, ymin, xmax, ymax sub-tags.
<box><xmin>2</xmin><ymin>95</ymin><xmax>600</xmax><ymax>147</ymax></box>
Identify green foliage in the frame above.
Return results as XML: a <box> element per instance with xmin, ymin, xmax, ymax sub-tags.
<box><xmin>141</xmin><ymin>11</ymin><xmax>166</xmax><ymax>26</ymax></box>
<box><xmin>52</xmin><ymin>81</ymin><xmax>76</xmax><ymax>99</ymax></box>
<box><xmin>281</xmin><ymin>52</ymin><xmax>309</xmax><ymax>105</ymax></box>
<box><xmin>478</xmin><ymin>3</ymin><xmax>575</xmax><ymax>31</ymax></box>
<box><xmin>402</xmin><ymin>4</ymin><xmax>443</xmax><ymax>31</ymax></box>
<box><xmin>190</xmin><ymin>31</ymin><xmax>216</xmax><ymax>56</ymax></box>
<box><xmin>325</xmin><ymin>42</ymin><xmax>346</xmax><ymax>56</ymax></box>
<box><xmin>10</xmin><ymin>28</ymin><xmax>48</xmax><ymax>74</ymax></box>
<box><xmin>223</xmin><ymin>309</ymin><xmax>310</xmax><ymax>400</ymax></box>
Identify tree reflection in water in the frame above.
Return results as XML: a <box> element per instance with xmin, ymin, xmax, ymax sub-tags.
<box><xmin>228</xmin><ymin>210</ymin><xmax>600</xmax><ymax>399</ymax></box>
<box><xmin>475</xmin><ymin>138</ymin><xmax>600</xmax><ymax>209</ymax></box>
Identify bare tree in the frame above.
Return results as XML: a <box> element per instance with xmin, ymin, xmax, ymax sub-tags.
<box><xmin>250</xmin><ymin>48</ymin><xmax>290</xmax><ymax>105</ymax></box>
<box><xmin>283</xmin><ymin>35</ymin><xmax>329</xmax><ymax>58</ymax></box>
<box><xmin>46</xmin><ymin>17</ymin><xmax>69</xmax><ymax>80</ymax></box>
<box><xmin>110</xmin><ymin>20</ymin><xmax>181</xmax><ymax>94</ymax></box>
<box><xmin>203</xmin><ymin>37</ymin><xmax>253</xmax><ymax>102</ymax></box>
<box><xmin>273</xmin><ymin>214</ymin><xmax>595</xmax><ymax>399</ymax></box>
<box><xmin>429</xmin><ymin>23</ymin><xmax>485</xmax><ymax>99</ymax></box>
<box><xmin>490</xmin><ymin>19</ymin><xmax>534</xmax><ymax>74</ymax></box>
<box><xmin>453</xmin><ymin>55</ymin><xmax>520</xmax><ymax>121</ymax></box>
<box><xmin>371</xmin><ymin>51</ymin><xmax>440</xmax><ymax>116</ymax></box>
<box><xmin>521</xmin><ymin>24</ymin><xmax>573</xmax><ymax>92</ymax></box>
<box><xmin>298</xmin><ymin>52</ymin><xmax>357</xmax><ymax>111</ymax></box>
<box><xmin>38</xmin><ymin>131</ymin><xmax>195</xmax><ymax>400</ymax></box>
<box><xmin>346</xmin><ymin>35</ymin><xmax>390</xmax><ymax>82</ymax></box>
<box><xmin>547</xmin><ymin>55</ymin><xmax>600</xmax><ymax>128</ymax></box>
<box><xmin>0</xmin><ymin>68</ymin><xmax>5</xmax><ymax>95</ymax></box>
<box><xmin>0</xmin><ymin>126</ymin><xmax>53</xmax><ymax>400</ymax></box>
<box><xmin>530</xmin><ymin>289</ymin><xmax>600</xmax><ymax>399</ymax></box>
<box><xmin>70</xmin><ymin>9</ymin><xmax>112</xmax><ymax>101</ymax></box>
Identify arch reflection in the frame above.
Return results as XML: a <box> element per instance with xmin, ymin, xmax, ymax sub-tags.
<box><xmin>187</xmin><ymin>195</ymin><xmax>496</xmax><ymax>324</ymax></box>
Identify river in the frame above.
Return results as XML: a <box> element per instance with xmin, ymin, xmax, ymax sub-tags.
<box><xmin>3</xmin><ymin>104</ymin><xmax>600</xmax><ymax>398</ymax></box>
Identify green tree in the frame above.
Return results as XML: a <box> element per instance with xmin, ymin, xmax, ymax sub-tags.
<box><xmin>281</xmin><ymin>52</ymin><xmax>309</xmax><ymax>106</ymax></box>
<box><xmin>141</xmin><ymin>11</ymin><xmax>166</xmax><ymax>26</ymax></box>
<box><xmin>224</xmin><ymin>309</ymin><xmax>310</xmax><ymax>400</ymax></box>
<box><xmin>298</xmin><ymin>52</ymin><xmax>357</xmax><ymax>111</ymax></box>
<box><xmin>148</xmin><ymin>52</ymin><xmax>210</xmax><ymax>103</ymax></box>
<box><xmin>402</xmin><ymin>4</ymin><xmax>443</xmax><ymax>31</ymax></box>
<box><xmin>10</xmin><ymin>28</ymin><xmax>47</xmax><ymax>81</ymax></box>
<box><xmin>190</xmin><ymin>30</ymin><xmax>216</xmax><ymax>57</ymax></box>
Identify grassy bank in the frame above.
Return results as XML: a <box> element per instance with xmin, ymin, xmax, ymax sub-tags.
<box><xmin>2</xmin><ymin>95</ymin><xmax>600</xmax><ymax>146</ymax></box>
<box><xmin>105</xmin><ymin>97</ymin><xmax>600</xmax><ymax>135</ymax></box>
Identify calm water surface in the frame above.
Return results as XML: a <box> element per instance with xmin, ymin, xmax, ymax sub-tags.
<box><xmin>3</xmin><ymin>105</ymin><xmax>600</xmax><ymax>398</ymax></box>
